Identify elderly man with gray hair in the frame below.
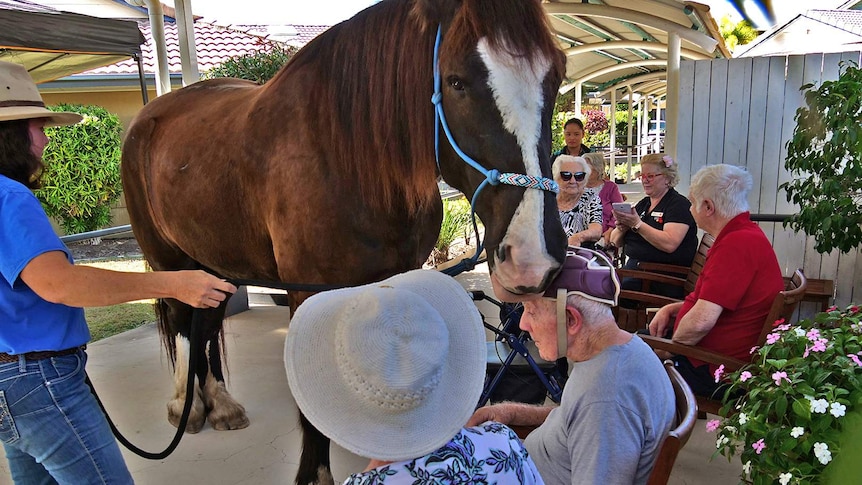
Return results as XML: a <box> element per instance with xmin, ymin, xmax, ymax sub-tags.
<box><xmin>649</xmin><ymin>164</ymin><xmax>783</xmax><ymax>398</ymax></box>
<box><xmin>469</xmin><ymin>247</ymin><xmax>675</xmax><ymax>485</ymax></box>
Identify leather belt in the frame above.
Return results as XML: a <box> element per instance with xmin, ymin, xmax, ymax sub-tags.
<box><xmin>0</xmin><ymin>346</ymin><xmax>84</xmax><ymax>363</ymax></box>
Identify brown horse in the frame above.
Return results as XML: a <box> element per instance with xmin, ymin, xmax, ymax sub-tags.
<box><xmin>121</xmin><ymin>0</ymin><xmax>565</xmax><ymax>482</ymax></box>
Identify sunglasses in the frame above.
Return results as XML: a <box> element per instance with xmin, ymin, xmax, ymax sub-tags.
<box><xmin>642</xmin><ymin>173</ymin><xmax>664</xmax><ymax>183</ymax></box>
<box><xmin>560</xmin><ymin>171</ymin><xmax>587</xmax><ymax>182</ymax></box>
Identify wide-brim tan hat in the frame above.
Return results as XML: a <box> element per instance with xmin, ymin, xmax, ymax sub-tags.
<box><xmin>284</xmin><ymin>269</ymin><xmax>486</xmax><ymax>462</ymax></box>
<box><xmin>0</xmin><ymin>61</ymin><xmax>82</xmax><ymax>127</ymax></box>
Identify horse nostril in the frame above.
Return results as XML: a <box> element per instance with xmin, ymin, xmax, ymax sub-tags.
<box><xmin>496</xmin><ymin>244</ymin><xmax>510</xmax><ymax>263</ymax></box>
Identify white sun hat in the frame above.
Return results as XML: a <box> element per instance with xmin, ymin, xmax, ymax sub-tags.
<box><xmin>284</xmin><ymin>269</ymin><xmax>485</xmax><ymax>462</ymax></box>
<box><xmin>0</xmin><ymin>61</ymin><xmax>82</xmax><ymax>126</ymax></box>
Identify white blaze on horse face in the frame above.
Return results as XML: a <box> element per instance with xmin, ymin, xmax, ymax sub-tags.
<box><xmin>478</xmin><ymin>38</ymin><xmax>558</xmax><ymax>290</ymax></box>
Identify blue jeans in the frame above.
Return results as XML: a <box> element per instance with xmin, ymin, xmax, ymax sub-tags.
<box><xmin>0</xmin><ymin>349</ymin><xmax>132</xmax><ymax>484</ymax></box>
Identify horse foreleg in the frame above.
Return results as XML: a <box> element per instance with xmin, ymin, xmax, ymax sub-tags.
<box><xmin>296</xmin><ymin>413</ymin><xmax>332</xmax><ymax>485</ymax></box>
<box><xmin>202</xmin><ymin>336</ymin><xmax>249</xmax><ymax>430</ymax></box>
<box><xmin>167</xmin><ymin>334</ymin><xmax>207</xmax><ymax>433</ymax></box>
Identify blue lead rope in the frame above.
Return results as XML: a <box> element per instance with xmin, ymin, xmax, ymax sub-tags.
<box><xmin>431</xmin><ymin>26</ymin><xmax>558</xmax><ymax>275</ymax></box>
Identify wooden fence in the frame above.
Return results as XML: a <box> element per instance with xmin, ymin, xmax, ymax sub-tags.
<box><xmin>673</xmin><ymin>50</ymin><xmax>862</xmax><ymax>313</ymax></box>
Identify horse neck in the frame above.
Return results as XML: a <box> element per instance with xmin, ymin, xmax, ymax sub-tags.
<box><xmin>264</xmin><ymin>1</ymin><xmax>440</xmax><ymax>213</ymax></box>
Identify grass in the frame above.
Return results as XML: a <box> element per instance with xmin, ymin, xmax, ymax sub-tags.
<box><xmin>78</xmin><ymin>259</ymin><xmax>156</xmax><ymax>342</ymax></box>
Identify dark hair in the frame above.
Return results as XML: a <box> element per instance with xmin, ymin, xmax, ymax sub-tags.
<box><xmin>0</xmin><ymin>120</ymin><xmax>43</xmax><ymax>189</ymax></box>
<box><xmin>564</xmin><ymin>118</ymin><xmax>585</xmax><ymax>131</ymax></box>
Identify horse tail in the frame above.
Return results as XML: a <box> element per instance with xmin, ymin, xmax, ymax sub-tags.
<box><xmin>296</xmin><ymin>414</ymin><xmax>330</xmax><ymax>485</ymax></box>
<box><xmin>154</xmin><ymin>298</ymin><xmax>178</xmax><ymax>366</ymax></box>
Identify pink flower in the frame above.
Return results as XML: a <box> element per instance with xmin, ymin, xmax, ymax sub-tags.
<box><xmin>662</xmin><ymin>155</ymin><xmax>674</xmax><ymax>167</ymax></box>
<box><xmin>740</xmin><ymin>371</ymin><xmax>752</xmax><ymax>382</ymax></box>
<box><xmin>852</xmin><ymin>305</ymin><xmax>860</xmax><ymax>313</ymax></box>
<box><xmin>766</xmin><ymin>333</ymin><xmax>781</xmax><ymax>344</ymax></box>
<box><xmin>752</xmin><ymin>438</ymin><xmax>766</xmax><ymax>454</ymax></box>
<box><xmin>772</xmin><ymin>318</ymin><xmax>786</xmax><ymax>328</ymax></box>
<box><xmin>750</xmin><ymin>346</ymin><xmax>759</xmax><ymax>355</ymax></box>
<box><xmin>714</xmin><ymin>364</ymin><xmax>725</xmax><ymax>383</ymax></box>
<box><xmin>849</xmin><ymin>354</ymin><xmax>862</xmax><ymax>367</ymax></box>
<box><xmin>811</xmin><ymin>338</ymin><xmax>827</xmax><ymax>353</ymax></box>
<box><xmin>772</xmin><ymin>371</ymin><xmax>790</xmax><ymax>386</ymax></box>
<box><xmin>706</xmin><ymin>419</ymin><xmax>721</xmax><ymax>432</ymax></box>
<box><xmin>807</xmin><ymin>329</ymin><xmax>821</xmax><ymax>341</ymax></box>
<box><xmin>827</xmin><ymin>305</ymin><xmax>838</xmax><ymax>312</ymax></box>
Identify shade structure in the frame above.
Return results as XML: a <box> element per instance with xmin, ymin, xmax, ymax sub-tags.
<box><xmin>0</xmin><ymin>0</ymin><xmax>145</xmax><ymax>83</ymax></box>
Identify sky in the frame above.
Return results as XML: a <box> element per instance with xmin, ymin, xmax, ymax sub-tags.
<box><xmin>183</xmin><ymin>0</ymin><xmax>820</xmax><ymax>28</ymax></box>
<box><xmin>184</xmin><ymin>0</ymin><xmax>379</xmax><ymax>25</ymax></box>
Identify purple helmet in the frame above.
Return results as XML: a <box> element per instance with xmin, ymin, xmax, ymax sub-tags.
<box><xmin>543</xmin><ymin>247</ymin><xmax>620</xmax><ymax>306</ymax></box>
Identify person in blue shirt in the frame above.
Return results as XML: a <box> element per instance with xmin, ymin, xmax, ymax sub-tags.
<box><xmin>0</xmin><ymin>60</ymin><xmax>236</xmax><ymax>484</ymax></box>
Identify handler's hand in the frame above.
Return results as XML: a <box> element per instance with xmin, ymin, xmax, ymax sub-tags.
<box><xmin>176</xmin><ymin>271</ymin><xmax>237</xmax><ymax>309</ymax></box>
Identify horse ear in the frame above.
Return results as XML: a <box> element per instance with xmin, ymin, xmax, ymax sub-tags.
<box><xmin>411</xmin><ymin>0</ymin><xmax>462</xmax><ymax>28</ymax></box>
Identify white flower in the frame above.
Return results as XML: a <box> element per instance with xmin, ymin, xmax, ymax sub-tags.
<box><xmin>811</xmin><ymin>398</ymin><xmax>829</xmax><ymax>413</ymax></box>
<box><xmin>738</xmin><ymin>413</ymin><xmax>748</xmax><ymax>425</ymax></box>
<box><xmin>794</xmin><ymin>327</ymin><xmax>807</xmax><ymax>336</ymax></box>
<box><xmin>716</xmin><ymin>435</ymin><xmax>730</xmax><ymax>448</ymax></box>
<box><xmin>790</xmin><ymin>426</ymin><xmax>805</xmax><ymax>438</ymax></box>
<box><xmin>830</xmin><ymin>402</ymin><xmax>846</xmax><ymax>418</ymax></box>
<box><xmin>779</xmin><ymin>472</ymin><xmax>793</xmax><ymax>485</ymax></box>
<box><xmin>814</xmin><ymin>442</ymin><xmax>832</xmax><ymax>465</ymax></box>
<box><xmin>742</xmin><ymin>461</ymin><xmax>751</xmax><ymax>476</ymax></box>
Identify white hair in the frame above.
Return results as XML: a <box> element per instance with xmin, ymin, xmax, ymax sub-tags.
<box><xmin>689</xmin><ymin>164</ymin><xmax>752</xmax><ymax>218</ymax></box>
<box><xmin>552</xmin><ymin>155</ymin><xmax>591</xmax><ymax>179</ymax></box>
<box><xmin>566</xmin><ymin>293</ymin><xmax>613</xmax><ymax>323</ymax></box>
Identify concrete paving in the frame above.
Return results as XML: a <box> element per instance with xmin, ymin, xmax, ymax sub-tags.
<box><xmin>0</xmin><ymin>264</ymin><xmax>740</xmax><ymax>484</ymax></box>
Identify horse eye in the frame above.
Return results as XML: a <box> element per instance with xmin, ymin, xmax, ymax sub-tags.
<box><xmin>447</xmin><ymin>76</ymin><xmax>465</xmax><ymax>91</ymax></box>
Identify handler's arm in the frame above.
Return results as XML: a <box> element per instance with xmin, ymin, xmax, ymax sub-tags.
<box><xmin>20</xmin><ymin>251</ymin><xmax>236</xmax><ymax>309</ymax></box>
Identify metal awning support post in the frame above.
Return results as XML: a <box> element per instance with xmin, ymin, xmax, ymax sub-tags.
<box><xmin>666</xmin><ymin>31</ymin><xmax>681</xmax><ymax>159</ymax></box>
<box><xmin>173</xmin><ymin>0</ymin><xmax>199</xmax><ymax>85</ymax></box>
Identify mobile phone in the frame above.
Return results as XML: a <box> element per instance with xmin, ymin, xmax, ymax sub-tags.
<box><xmin>612</xmin><ymin>202</ymin><xmax>632</xmax><ymax>213</ymax></box>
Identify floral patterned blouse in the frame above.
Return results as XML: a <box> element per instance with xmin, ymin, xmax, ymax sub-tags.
<box><xmin>558</xmin><ymin>191</ymin><xmax>602</xmax><ymax>237</ymax></box>
<box><xmin>343</xmin><ymin>423</ymin><xmax>544</xmax><ymax>484</ymax></box>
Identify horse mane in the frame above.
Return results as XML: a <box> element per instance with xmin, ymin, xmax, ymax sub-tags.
<box><xmin>270</xmin><ymin>0</ymin><xmax>437</xmax><ymax>213</ymax></box>
<box><xmin>267</xmin><ymin>0</ymin><xmax>563</xmax><ymax>213</ymax></box>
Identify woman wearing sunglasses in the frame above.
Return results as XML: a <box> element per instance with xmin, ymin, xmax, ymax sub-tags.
<box><xmin>610</xmin><ymin>153</ymin><xmax>698</xmax><ymax>301</ymax></box>
<box><xmin>553</xmin><ymin>155</ymin><xmax>602</xmax><ymax>249</ymax></box>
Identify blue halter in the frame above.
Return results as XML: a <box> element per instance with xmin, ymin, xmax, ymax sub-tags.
<box><xmin>431</xmin><ymin>26</ymin><xmax>558</xmax><ymax>273</ymax></box>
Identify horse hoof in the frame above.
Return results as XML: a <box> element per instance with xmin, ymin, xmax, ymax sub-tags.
<box><xmin>209</xmin><ymin>413</ymin><xmax>250</xmax><ymax>431</ymax></box>
<box><xmin>167</xmin><ymin>398</ymin><xmax>206</xmax><ymax>433</ymax></box>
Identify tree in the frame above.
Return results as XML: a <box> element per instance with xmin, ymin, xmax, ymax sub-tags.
<box><xmin>781</xmin><ymin>61</ymin><xmax>862</xmax><ymax>254</ymax></box>
<box><xmin>719</xmin><ymin>15</ymin><xmax>758</xmax><ymax>52</ymax></box>
<box><xmin>202</xmin><ymin>44</ymin><xmax>298</xmax><ymax>84</ymax></box>
<box><xmin>36</xmin><ymin>104</ymin><xmax>124</xmax><ymax>235</ymax></box>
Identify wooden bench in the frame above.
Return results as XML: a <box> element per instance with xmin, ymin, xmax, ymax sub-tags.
<box><xmin>786</xmin><ymin>277</ymin><xmax>834</xmax><ymax>313</ymax></box>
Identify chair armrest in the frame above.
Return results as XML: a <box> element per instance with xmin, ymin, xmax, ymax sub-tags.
<box><xmin>639</xmin><ymin>335</ymin><xmax>748</xmax><ymax>372</ymax></box>
<box><xmin>619</xmin><ymin>289</ymin><xmax>680</xmax><ymax>307</ymax></box>
<box><xmin>616</xmin><ymin>268</ymin><xmax>687</xmax><ymax>288</ymax></box>
<box><xmin>635</xmin><ymin>262</ymin><xmax>689</xmax><ymax>277</ymax></box>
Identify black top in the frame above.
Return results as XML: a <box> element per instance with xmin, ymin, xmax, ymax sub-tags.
<box><xmin>623</xmin><ymin>188</ymin><xmax>697</xmax><ymax>266</ymax></box>
<box><xmin>552</xmin><ymin>144</ymin><xmax>591</xmax><ymax>161</ymax></box>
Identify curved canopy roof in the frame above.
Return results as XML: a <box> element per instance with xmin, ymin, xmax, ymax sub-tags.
<box><xmin>0</xmin><ymin>0</ymin><xmax>145</xmax><ymax>83</ymax></box>
<box><xmin>544</xmin><ymin>0</ymin><xmax>730</xmax><ymax>102</ymax></box>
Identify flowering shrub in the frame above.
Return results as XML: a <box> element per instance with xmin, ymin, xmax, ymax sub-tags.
<box><xmin>709</xmin><ymin>305</ymin><xmax>862</xmax><ymax>484</ymax></box>
<box><xmin>583</xmin><ymin>109</ymin><xmax>608</xmax><ymax>134</ymax></box>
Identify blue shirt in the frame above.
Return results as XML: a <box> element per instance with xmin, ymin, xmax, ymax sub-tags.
<box><xmin>0</xmin><ymin>175</ymin><xmax>89</xmax><ymax>354</ymax></box>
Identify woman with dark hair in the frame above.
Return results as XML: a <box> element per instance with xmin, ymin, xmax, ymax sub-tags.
<box><xmin>0</xmin><ymin>60</ymin><xmax>236</xmax><ymax>484</ymax></box>
<box><xmin>552</xmin><ymin>117</ymin><xmax>591</xmax><ymax>160</ymax></box>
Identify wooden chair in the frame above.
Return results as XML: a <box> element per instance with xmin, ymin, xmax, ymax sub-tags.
<box><xmin>647</xmin><ymin>360</ymin><xmax>698</xmax><ymax>485</ymax></box>
<box><xmin>613</xmin><ymin>233</ymin><xmax>716</xmax><ymax>332</ymax></box>
<box><xmin>640</xmin><ymin>269</ymin><xmax>808</xmax><ymax>416</ymax></box>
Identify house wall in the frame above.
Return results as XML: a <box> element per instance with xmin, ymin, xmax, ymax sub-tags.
<box><xmin>674</xmin><ymin>50</ymin><xmax>862</xmax><ymax>310</ymax></box>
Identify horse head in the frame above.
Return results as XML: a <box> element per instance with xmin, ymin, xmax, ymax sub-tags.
<box><xmin>417</xmin><ymin>0</ymin><xmax>568</xmax><ymax>298</ymax></box>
